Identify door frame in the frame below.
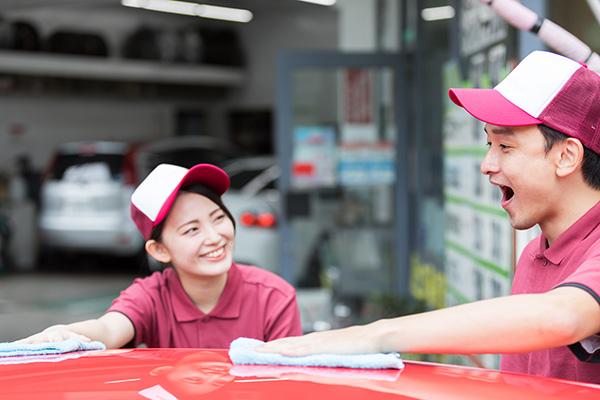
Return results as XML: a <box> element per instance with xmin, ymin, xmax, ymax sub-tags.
<box><xmin>276</xmin><ymin>50</ymin><xmax>410</xmax><ymax>296</ymax></box>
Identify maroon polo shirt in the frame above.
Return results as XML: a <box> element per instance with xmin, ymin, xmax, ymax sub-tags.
<box><xmin>108</xmin><ymin>263</ymin><xmax>302</xmax><ymax>348</ymax></box>
<box><xmin>501</xmin><ymin>200</ymin><xmax>600</xmax><ymax>384</ymax></box>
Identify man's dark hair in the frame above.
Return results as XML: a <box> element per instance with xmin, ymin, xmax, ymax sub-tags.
<box><xmin>150</xmin><ymin>184</ymin><xmax>236</xmax><ymax>242</ymax></box>
<box><xmin>539</xmin><ymin>124</ymin><xmax>600</xmax><ymax>190</ymax></box>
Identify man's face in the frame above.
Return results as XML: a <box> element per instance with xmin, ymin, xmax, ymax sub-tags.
<box><xmin>480</xmin><ymin>124</ymin><xmax>561</xmax><ymax>231</ymax></box>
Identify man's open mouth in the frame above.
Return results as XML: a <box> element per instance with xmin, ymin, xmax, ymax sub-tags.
<box><xmin>500</xmin><ymin>185</ymin><xmax>514</xmax><ymax>202</ymax></box>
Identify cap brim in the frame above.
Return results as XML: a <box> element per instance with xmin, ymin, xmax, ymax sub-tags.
<box><xmin>153</xmin><ymin>164</ymin><xmax>230</xmax><ymax>234</ymax></box>
<box><xmin>180</xmin><ymin>164</ymin><xmax>230</xmax><ymax>196</ymax></box>
<box><xmin>448</xmin><ymin>88</ymin><xmax>542</xmax><ymax>126</ymax></box>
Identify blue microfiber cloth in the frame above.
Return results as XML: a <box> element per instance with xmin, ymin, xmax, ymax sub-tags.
<box><xmin>230</xmin><ymin>364</ymin><xmax>402</xmax><ymax>381</ymax></box>
<box><xmin>0</xmin><ymin>339</ymin><xmax>105</xmax><ymax>358</ymax></box>
<box><xmin>229</xmin><ymin>337</ymin><xmax>404</xmax><ymax>370</ymax></box>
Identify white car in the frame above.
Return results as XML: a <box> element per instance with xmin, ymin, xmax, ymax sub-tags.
<box><xmin>222</xmin><ymin>156</ymin><xmax>280</xmax><ymax>273</ymax></box>
<box><xmin>223</xmin><ymin>157</ymin><xmax>335</xmax><ymax>333</ymax></box>
<box><xmin>38</xmin><ymin>141</ymin><xmax>144</xmax><ymax>258</ymax></box>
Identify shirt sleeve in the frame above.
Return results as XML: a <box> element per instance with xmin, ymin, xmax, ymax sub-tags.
<box><xmin>264</xmin><ymin>289</ymin><xmax>303</xmax><ymax>341</ymax></box>
<box><xmin>107</xmin><ymin>277</ymin><xmax>156</xmax><ymax>346</ymax></box>
<box><xmin>556</xmin><ymin>256</ymin><xmax>600</xmax><ymax>362</ymax></box>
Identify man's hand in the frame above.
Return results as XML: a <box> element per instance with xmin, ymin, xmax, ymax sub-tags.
<box><xmin>257</xmin><ymin>324</ymin><xmax>381</xmax><ymax>357</ymax></box>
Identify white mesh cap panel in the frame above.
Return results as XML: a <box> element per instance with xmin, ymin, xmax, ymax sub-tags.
<box><xmin>130</xmin><ymin>164</ymin><xmax>188</xmax><ymax>221</ymax></box>
<box><xmin>495</xmin><ymin>51</ymin><xmax>580</xmax><ymax>118</ymax></box>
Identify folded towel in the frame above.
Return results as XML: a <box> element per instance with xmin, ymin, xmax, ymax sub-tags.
<box><xmin>0</xmin><ymin>339</ymin><xmax>106</xmax><ymax>358</ymax></box>
<box><xmin>0</xmin><ymin>351</ymin><xmax>93</xmax><ymax>365</ymax></box>
<box><xmin>229</xmin><ymin>338</ymin><xmax>404</xmax><ymax>370</ymax></box>
<box><xmin>230</xmin><ymin>364</ymin><xmax>402</xmax><ymax>381</ymax></box>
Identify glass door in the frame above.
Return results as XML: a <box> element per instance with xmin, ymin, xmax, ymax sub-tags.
<box><xmin>276</xmin><ymin>52</ymin><xmax>409</xmax><ymax>324</ymax></box>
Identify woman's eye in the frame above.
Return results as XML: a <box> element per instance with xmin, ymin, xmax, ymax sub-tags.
<box><xmin>183</xmin><ymin>227</ymin><xmax>198</xmax><ymax>235</ymax></box>
<box><xmin>215</xmin><ymin>214</ymin><xmax>226</xmax><ymax>222</ymax></box>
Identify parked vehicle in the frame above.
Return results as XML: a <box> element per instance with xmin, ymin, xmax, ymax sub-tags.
<box><xmin>1</xmin><ymin>348</ymin><xmax>599</xmax><ymax>399</ymax></box>
<box><xmin>223</xmin><ymin>157</ymin><xmax>336</xmax><ymax>333</ymax></box>
<box><xmin>38</xmin><ymin>141</ymin><xmax>144</xmax><ymax>259</ymax></box>
<box><xmin>223</xmin><ymin>156</ymin><xmax>279</xmax><ymax>273</ymax></box>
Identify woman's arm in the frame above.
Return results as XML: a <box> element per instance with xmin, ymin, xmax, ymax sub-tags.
<box><xmin>17</xmin><ymin>311</ymin><xmax>135</xmax><ymax>349</ymax></box>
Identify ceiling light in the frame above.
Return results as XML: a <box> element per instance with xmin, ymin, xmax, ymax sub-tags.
<box><xmin>297</xmin><ymin>0</ymin><xmax>336</xmax><ymax>6</ymax></box>
<box><xmin>121</xmin><ymin>0</ymin><xmax>253</xmax><ymax>23</ymax></box>
<box><xmin>421</xmin><ymin>5</ymin><xmax>455</xmax><ymax>21</ymax></box>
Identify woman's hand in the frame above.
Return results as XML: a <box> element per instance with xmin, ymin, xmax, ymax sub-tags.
<box><xmin>16</xmin><ymin>325</ymin><xmax>92</xmax><ymax>344</ymax></box>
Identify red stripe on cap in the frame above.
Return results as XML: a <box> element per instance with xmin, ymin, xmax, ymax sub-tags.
<box><xmin>151</xmin><ymin>164</ymin><xmax>230</xmax><ymax>237</ymax></box>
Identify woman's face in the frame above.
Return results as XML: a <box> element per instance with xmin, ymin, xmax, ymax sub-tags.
<box><xmin>157</xmin><ymin>192</ymin><xmax>235</xmax><ymax>280</ymax></box>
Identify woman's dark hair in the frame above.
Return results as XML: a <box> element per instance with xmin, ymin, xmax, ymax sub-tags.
<box><xmin>539</xmin><ymin>124</ymin><xmax>600</xmax><ymax>190</ymax></box>
<box><xmin>150</xmin><ymin>184</ymin><xmax>235</xmax><ymax>242</ymax></box>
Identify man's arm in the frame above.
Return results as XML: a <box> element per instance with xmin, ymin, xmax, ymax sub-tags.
<box><xmin>18</xmin><ymin>311</ymin><xmax>135</xmax><ymax>349</ymax></box>
<box><xmin>258</xmin><ymin>287</ymin><xmax>600</xmax><ymax>356</ymax></box>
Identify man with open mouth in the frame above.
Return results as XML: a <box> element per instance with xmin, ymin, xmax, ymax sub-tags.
<box><xmin>259</xmin><ymin>50</ymin><xmax>600</xmax><ymax>384</ymax></box>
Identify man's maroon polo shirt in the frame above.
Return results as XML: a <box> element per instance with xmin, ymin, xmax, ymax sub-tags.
<box><xmin>501</xmin><ymin>200</ymin><xmax>600</xmax><ymax>383</ymax></box>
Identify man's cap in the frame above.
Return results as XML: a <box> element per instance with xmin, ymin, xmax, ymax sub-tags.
<box><xmin>448</xmin><ymin>50</ymin><xmax>600</xmax><ymax>153</ymax></box>
<box><xmin>131</xmin><ymin>163</ymin><xmax>230</xmax><ymax>240</ymax></box>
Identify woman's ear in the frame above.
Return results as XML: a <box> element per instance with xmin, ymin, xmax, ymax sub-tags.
<box><xmin>556</xmin><ymin>137</ymin><xmax>584</xmax><ymax>178</ymax></box>
<box><xmin>145</xmin><ymin>240</ymin><xmax>171</xmax><ymax>264</ymax></box>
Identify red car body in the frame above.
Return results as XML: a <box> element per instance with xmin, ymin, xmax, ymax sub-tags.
<box><xmin>1</xmin><ymin>348</ymin><xmax>600</xmax><ymax>399</ymax></box>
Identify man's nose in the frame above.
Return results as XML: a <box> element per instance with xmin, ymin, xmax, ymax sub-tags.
<box><xmin>480</xmin><ymin>149</ymin><xmax>498</xmax><ymax>175</ymax></box>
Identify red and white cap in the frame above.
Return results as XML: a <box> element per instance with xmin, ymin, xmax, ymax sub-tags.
<box><xmin>449</xmin><ymin>50</ymin><xmax>600</xmax><ymax>154</ymax></box>
<box><xmin>130</xmin><ymin>163</ymin><xmax>230</xmax><ymax>240</ymax></box>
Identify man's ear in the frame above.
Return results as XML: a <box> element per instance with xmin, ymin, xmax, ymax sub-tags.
<box><xmin>145</xmin><ymin>240</ymin><xmax>171</xmax><ymax>264</ymax></box>
<box><xmin>556</xmin><ymin>137</ymin><xmax>584</xmax><ymax>178</ymax></box>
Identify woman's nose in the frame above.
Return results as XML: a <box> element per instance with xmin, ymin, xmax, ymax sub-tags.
<box><xmin>203</xmin><ymin>224</ymin><xmax>221</xmax><ymax>243</ymax></box>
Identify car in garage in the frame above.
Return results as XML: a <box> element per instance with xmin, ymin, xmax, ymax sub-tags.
<box><xmin>222</xmin><ymin>156</ymin><xmax>335</xmax><ymax>334</ymax></box>
<box><xmin>1</xmin><ymin>347</ymin><xmax>600</xmax><ymax>399</ymax></box>
<box><xmin>222</xmin><ymin>156</ymin><xmax>280</xmax><ymax>273</ymax></box>
<box><xmin>38</xmin><ymin>141</ymin><xmax>144</xmax><ymax>261</ymax></box>
<box><xmin>222</xmin><ymin>155</ymin><xmax>326</xmax><ymax>281</ymax></box>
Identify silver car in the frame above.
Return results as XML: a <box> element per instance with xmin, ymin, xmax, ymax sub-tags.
<box><xmin>222</xmin><ymin>156</ymin><xmax>280</xmax><ymax>273</ymax></box>
<box><xmin>223</xmin><ymin>156</ymin><xmax>335</xmax><ymax>333</ymax></box>
<box><xmin>38</xmin><ymin>141</ymin><xmax>144</xmax><ymax>258</ymax></box>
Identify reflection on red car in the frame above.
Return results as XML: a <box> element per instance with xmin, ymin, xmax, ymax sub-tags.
<box><xmin>2</xmin><ymin>348</ymin><xmax>600</xmax><ymax>399</ymax></box>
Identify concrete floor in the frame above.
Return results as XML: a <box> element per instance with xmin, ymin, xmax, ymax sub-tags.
<box><xmin>0</xmin><ymin>270</ymin><xmax>136</xmax><ymax>342</ymax></box>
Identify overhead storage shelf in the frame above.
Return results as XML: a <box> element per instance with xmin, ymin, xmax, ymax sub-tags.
<box><xmin>0</xmin><ymin>50</ymin><xmax>244</xmax><ymax>86</ymax></box>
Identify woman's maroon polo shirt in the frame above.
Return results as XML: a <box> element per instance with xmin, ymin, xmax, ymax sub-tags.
<box><xmin>108</xmin><ymin>263</ymin><xmax>302</xmax><ymax>348</ymax></box>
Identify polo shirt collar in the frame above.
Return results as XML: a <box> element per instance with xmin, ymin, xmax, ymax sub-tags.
<box><xmin>542</xmin><ymin>200</ymin><xmax>600</xmax><ymax>265</ymax></box>
<box><xmin>169</xmin><ymin>263</ymin><xmax>242</xmax><ymax>322</ymax></box>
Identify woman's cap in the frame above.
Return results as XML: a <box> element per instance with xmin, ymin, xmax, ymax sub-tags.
<box><xmin>448</xmin><ymin>50</ymin><xmax>600</xmax><ymax>154</ymax></box>
<box><xmin>131</xmin><ymin>163</ymin><xmax>230</xmax><ymax>240</ymax></box>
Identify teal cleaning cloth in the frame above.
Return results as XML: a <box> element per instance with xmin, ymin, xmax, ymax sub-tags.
<box><xmin>229</xmin><ymin>337</ymin><xmax>404</xmax><ymax>369</ymax></box>
<box><xmin>0</xmin><ymin>339</ymin><xmax>105</xmax><ymax>358</ymax></box>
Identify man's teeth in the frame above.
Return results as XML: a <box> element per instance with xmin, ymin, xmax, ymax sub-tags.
<box><xmin>205</xmin><ymin>247</ymin><xmax>224</xmax><ymax>258</ymax></box>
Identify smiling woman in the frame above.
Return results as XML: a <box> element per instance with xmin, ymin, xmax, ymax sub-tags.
<box><xmin>14</xmin><ymin>163</ymin><xmax>302</xmax><ymax>349</ymax></box>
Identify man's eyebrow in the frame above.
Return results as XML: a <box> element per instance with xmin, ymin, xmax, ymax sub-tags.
<box><xmin>483</xmin><ymin>125</ymin><xmax>515</xmax><ymax>135</ymax></box>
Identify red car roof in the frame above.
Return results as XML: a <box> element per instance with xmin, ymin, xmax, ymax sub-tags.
<box><xmin>1</xmin><ymin>348</ymin><xmax>599</xmax><ymax>399</ymax></box>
